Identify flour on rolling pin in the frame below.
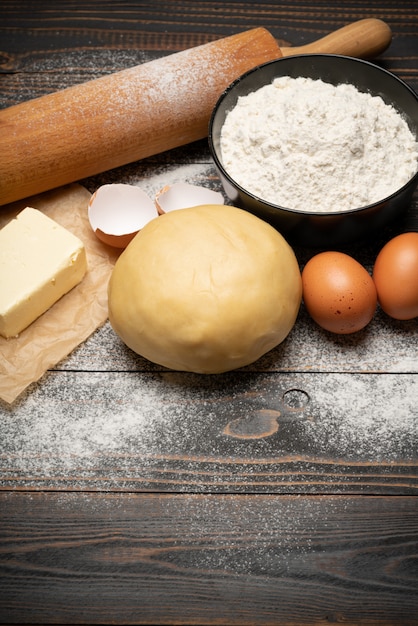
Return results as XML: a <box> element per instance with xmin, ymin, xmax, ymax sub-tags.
<box><xmin>0</xmin><ymin>28</ymin><xmax>282</xmax><ymax>205</ymax></box>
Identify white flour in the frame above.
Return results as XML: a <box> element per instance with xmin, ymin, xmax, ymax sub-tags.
<box><xmin>220</xmin><ymin>76</ymin><xmax>418</xmax><ymax>212</ymax></box>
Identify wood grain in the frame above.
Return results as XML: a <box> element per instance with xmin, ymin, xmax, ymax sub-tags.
<box><xmin>1</xmin><ymin>368</ymin><xmax>416</xmax><ymax>493</ymax></box>
<box><xmin>1</xmin><ymin>2</ymin><xmax>417</xmax><ymax>106</ymax></box>
<box><xmin>1</xmin><ymin>492</ymin><xmax>417</xmax><ymax>625</ymax></box>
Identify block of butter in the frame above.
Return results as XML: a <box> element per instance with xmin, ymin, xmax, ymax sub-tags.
<box><xmin>0</xmin><ymin>207</ymin><xmax>87</xmax><ymax>338</ymax></box>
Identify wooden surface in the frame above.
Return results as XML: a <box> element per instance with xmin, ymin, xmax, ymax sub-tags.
<box><xmin>0</xmin><ymin>1</ymin><xmax>417</xmax><ymax>624</ymax></box>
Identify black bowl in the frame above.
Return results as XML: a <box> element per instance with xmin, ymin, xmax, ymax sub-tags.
<box><xmin>209</xmin><ymin>54</ymin><xmax>418</xmax><ymax>247</ymax></box>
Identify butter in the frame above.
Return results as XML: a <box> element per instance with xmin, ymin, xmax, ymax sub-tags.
<box><xmin>0</xmin><ymin>207</ymin><xmax>87</xmax><ymax>338</ymax></box>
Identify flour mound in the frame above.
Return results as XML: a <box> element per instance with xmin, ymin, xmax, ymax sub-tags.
<box><xmin>220</xmin><ymin>76</ymin><xmax>418</xmax><ymax>213</ymax></box>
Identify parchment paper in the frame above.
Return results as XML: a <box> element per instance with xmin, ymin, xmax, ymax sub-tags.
<box><xmin>0</xmin><ymin>183</ymin><xmax>120</xmax><ymax>404</ymax></box>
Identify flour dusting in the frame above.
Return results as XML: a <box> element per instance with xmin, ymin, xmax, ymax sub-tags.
<box><xmin>0</xmin><ymin>369</ymin><xmax>416</xmax><ymax>491</ymax></box>
<box><xmin>137</xmin><ymin>163</ymin><xmax>220</xmax><ymax>199</ymax></box>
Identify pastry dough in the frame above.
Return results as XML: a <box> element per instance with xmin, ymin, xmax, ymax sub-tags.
<box><xmin>108</xmin><ymin>204</ymin><xmax>302</xmax><ymax>373</ymax></box>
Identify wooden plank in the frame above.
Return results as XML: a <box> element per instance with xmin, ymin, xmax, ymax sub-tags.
<box><xmin>1</xmin><ymin>1</ymin><xmax>417</xmax><ymax>107</ymax></box>
<box><xmin>1</xmin><ymin>371</ymin><xmax>416</xmax><ymax>493</ymax></box>
<box><xmin>2</xmin><ymin>0</ymin><xmax>417</xmax><ymax>53</ymax></box>
<box><xmin>1</xmin><ymin>492</ymin><xmax>417</xmax><ymax>624</ymax></box>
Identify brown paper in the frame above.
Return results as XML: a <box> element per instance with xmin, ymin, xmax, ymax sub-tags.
<box><xmin>0</xmin><ymin>183</ymin><xmax>120</xmax><ymax>404</ymax></box>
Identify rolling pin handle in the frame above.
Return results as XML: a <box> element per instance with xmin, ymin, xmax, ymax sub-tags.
<box><xmin>281</xmin><ymin>18</ymin><xmax>392</xmax><ymax>59</ymax></box>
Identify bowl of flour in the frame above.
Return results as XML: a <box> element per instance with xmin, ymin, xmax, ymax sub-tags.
<box><xmin>209</xmin><ymin>54</ymin><xmax>418</xmax><ymax>246</ymax></box>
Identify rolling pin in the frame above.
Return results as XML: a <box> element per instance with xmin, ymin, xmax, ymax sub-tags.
<box><xmin>0</xmin><ymin>18</ymin><xmax>392</xmax><ymax>206</ymax></box>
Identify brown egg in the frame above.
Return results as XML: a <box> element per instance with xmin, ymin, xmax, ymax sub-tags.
<box><xmin>373</xmin><ymin>232</ymin><xmax>418</xmax><ymax>320</ymax></box>
<box><xmin>302</xmin><ymin>251</ymin><xmax>377</xmax><ymax>334</ymax></box>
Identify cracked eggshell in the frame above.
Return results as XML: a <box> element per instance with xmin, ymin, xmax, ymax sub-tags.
<box><xmin>155</xmin><ymin>183</ymin><xmax>224</xmax><ymax>215</ymax></box>
<box><xmin>88</xmin><ymin>183</ymin><xmax>158</xmax><ymax>248</ymax></box>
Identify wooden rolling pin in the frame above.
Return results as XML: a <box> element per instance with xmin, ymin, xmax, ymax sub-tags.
<box><xmin>0</xmin><ymin>18</ymin><xmax>391</xmax><ymax>206</ymax></box>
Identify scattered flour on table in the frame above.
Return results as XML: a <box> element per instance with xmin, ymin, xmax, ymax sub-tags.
<box><xmin>220</xmin><ymin>76</ymin><xmax>418</xmax><ymax>212</ymax></box>
<box><xmin>298</xmin><ymin>373</ymin><xmax>418</xmax><ymax>462</ymax></box>
<box><xmin>137</xmin><ymin>162</ymin><xmax>221</xmax><ymax>199</ymax></box>
<box><xmin>0</xmin><ymin>369</ymin><xmax>416</xmax><ymax>490</ymax></box>
<box><xmin>87</xmin><ymin>162</ymin><xmax>223</xmax><ymax>201</ymax></box>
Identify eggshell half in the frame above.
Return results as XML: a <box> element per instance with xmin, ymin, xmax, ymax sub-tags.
<box><xmin>155</xmin><ymin>183</ymin><xmax>224</xmax><ymax>214</ymax></box>
<box><xmin>88</xmin><ymin>183</ymin><xmax>159</xmax><ymax>248</ymax></box>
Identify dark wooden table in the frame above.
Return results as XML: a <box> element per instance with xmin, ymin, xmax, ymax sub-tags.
<box><xmin>1</xmin><ymin>2</ymin><xmax>417</xmax><ymax>624</ymax></box>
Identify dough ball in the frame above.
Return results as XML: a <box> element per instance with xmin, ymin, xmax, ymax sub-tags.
<box><xmin>108</xmin><ymin>204</ymin><xmax>302</xmax><ymax>373</ymax></box>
